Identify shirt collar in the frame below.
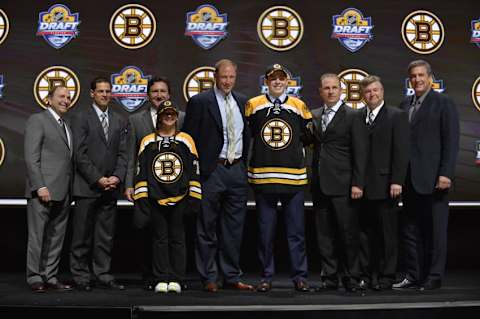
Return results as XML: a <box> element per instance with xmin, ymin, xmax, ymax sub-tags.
<box><xmin>367</xmin><ymin>100</ymin><xmax>385</xmax><ymax>117</ymax></box>
<box><xmin>92</xmin><ymin>103</ymin><xmax>108</xmax><ymax>118</ymax></box>
<box><xmin>413</xmin><ymin>87</ymin><xmax>431</xmax><ymax>106</ymax></box>
<box><xmin>267</xmin><ymin>92</ymin><xmax>287</xmax><ymax>103</ymax></box>
<box><xmin>214</xmin><ymin>86</ymin><xmax>233</xmax><ymax>101</ymax></box>
<box><xmin>47</xmin><ymin>107</ymin><xmax>62</xmax><ymax>122</ymax></box>
<box><xmin>324</xmin><ymin>99</ymin><xmax>343</xmax><ymax>113</ymax></box>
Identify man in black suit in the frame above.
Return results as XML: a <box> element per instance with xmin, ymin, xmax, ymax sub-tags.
<box><xmin>124</xmin><ymin>77</ymin><xmax>183</xmax><ymax>290</ymax></box>
<box><xmin>24</xmin><ymin>85</ymin><xmax>74</xmax><ymax>292</ymax></box>
<box><xmin>69</xmin><ymin>77</ymin><xmax>127</xmax><ymax>291</ymax></box>
<box><xmin>310</xmin><ymin>73</ymin><xmax>367</xmax><ymax>292</ymax></box>
<box><xmin>394</xmin><ymin>60</ymin><xmax>459</xmax><ymax>290</ymax></box>
<box><xmin>358</xmin><ymin>75</ymin><xmax>409</xmax><ymax>290</ymax></box>
<box><xmin>183</xmin><ymin>59</ymin><xmax>253</xmax><ymax>292</ymax></box>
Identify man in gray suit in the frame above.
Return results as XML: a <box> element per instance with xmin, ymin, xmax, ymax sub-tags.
<box><xmin>124</xmin><ymin>76</ymin><xmax>185</xmax><ymax>290</ymax></box>
<box><xmin>69</xmin><ymin>77</ymin><xmax>127</xmax><ymax>291</ymax></box>
<box><xmin>24</xmin><ymin>85</ymin><xmax>74</xmax><ymax>292</ymax></box>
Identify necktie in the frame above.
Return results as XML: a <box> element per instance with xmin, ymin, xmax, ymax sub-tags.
<box><xmin>367</xmin><ymin>111</ymin><xmax>375</xmax><ymax>126</ymax></box>
<box><xmin>225</xmin><ymin>95</ymin><xmax>236</xmax><ymax>164</ymax></box>
<box><xmin>321</xmin><ymin>108</ymin><xmax>332</xmax><ymax>132</ymax></box>
<box><xmin>58</xmin><ymin>118</ymin><xmax>69</xmax><ymax>146</ymax></box>
<box><xmin>408</xmin><ymin>104</ymin><xmax>417</xmax><ymax>123</ymax></box>
<box><xmin>101</xmin><ymin>112</ymin><xmax>109</xmax><ymax>141</ymax></box>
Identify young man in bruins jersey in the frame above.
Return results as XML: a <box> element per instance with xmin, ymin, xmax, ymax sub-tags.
<box><xmin>246</xmin><ymin>64</ymin><xmax>312</xmax><ymax>292</ymax></box>
<box><xmin>134</xmin><ymin>100</ymin><xmax>201</xmax><ymax>294</ymax></box>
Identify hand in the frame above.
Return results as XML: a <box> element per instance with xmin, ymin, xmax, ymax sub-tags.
<box><xmin>390</xmin><ymin>184</ymin><xmax>402</xmax><ymax>199</ymax></box>
<box><xmin>106</xmin><ymin>176</ymin><xmax>120</xmax><ymax>189</ymax></box>
<box><xmin>124</xmin><ymin>188</ymin><xmax>134</xmax><ymax>202</ymax></box>
<box><xmin>436</xmin><ymin>176</ymin><xmax>451</xmax><ymax>190</ymax></box>
<box><xmin>37</xmin><ymin>187</ymin><xmax>51</xmax><ymax>203</ymax></box>
<box><xmin>351</xmin><ymin>186</ymin><xmax>363</xmax><ymax>199</ymax></box>
<box><xmin>97</xmin><ymin>177</ymin><xmax>110</xmax><ymax>190</ymax></box>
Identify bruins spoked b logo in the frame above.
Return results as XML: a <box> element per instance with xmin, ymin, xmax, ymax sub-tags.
<box><xmin>0</xmin><ymin>137</ymin><xmax>5</xmax><ymax>168</ymax></box>
<box><xmin>153</xmin><ymin>152</ymin><xmax>183</xmax><ymax>183</ymax></box>
<box><xmin>262</xmin><ymin>119</ymin><xmax>292</xmax><ymax>150</ymax></box>
<box><xmin>401</xmin><ymin>10</ymin><xmax>444</xmax><ymax>55</ymax></box>
<box><xmin>0</xmin><ymin>9</ymin><xmax>10</xmax><ymax>45</ymax></box>
<box><xmin>183</xmin><ymin>66</ymin><xmax>215</xmax><ymax>101</ymax></box>
<box><xmin>33</xmin><ymin>66</ymin><xmax>80</xmax><ymax>109</ymax></box>
<box><xmin>257</xmin><ymin>6</ymin><xmax>304</xmax><ymax>51</ymax></box>
<box><xmin>338</xmin><ymin>69</ymin><xmax>369</xmax><ymax>109</ymax></box>
<box><xmin>472</xmin><ymin>76</ymin><xmax>480</xmax><ymax>112</ymax></box>
<box><xmin>110</xmin><ymin>4</ymin><xmax>156</xmax><ymax>49</ymax></box>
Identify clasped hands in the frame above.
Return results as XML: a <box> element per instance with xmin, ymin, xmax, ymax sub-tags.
<box><xmin>97</xmin><ymin>176</ymin><xmax>120</xmax><ymax>191</ymax></box>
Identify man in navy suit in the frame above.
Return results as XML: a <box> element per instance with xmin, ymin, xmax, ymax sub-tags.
<box><xmin>358</xmin><ymin>75</ymin><xmax>409</xmax><ymax>290</ymax></box>
<box><xmin>183</xmin><ymin>59</ymin><xmax>253</xmax><ymax>292</ymax></box>
<box><xmin>394</xmin><ymin>60</ymin><xmax>459</xmax><ymax>290</ymax></box>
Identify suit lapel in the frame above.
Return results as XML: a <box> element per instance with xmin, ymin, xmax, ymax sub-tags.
<box><xmin>45</xmin><ymin>110</ymin><xmax>69</xmax><ymax>147</ymax></box>
<box><xmin>142</xmin><ymin>107</ymin><xmax>155</xmax><ymax>132</ymax></box>
<box><xmin>107</xmin><ymin>109</ymin><xmax>116</xmax><ymax>147</ymax></box>
<box><xmin>89</xmin><ymin>106</ymin><xmax>108</xmax><ymax>145</ymax></box>
<box><xmin>323</xmin><ymin>104</ymin><xmax>346</xmax><ymax>138</ymax></box>
<box><xmin>207</xmin><ymin>89</ymin><xmax>223</xmax><ymax>133</ymax></box>
<box><xmin>411</xmin><ymin>90</ymin><xmax>433</xmax><ymax>127</ymax></box>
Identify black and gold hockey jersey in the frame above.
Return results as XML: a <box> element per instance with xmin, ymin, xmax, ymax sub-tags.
<box><xmin>245</xmin><ymin>94</ymin><xmax>312</xmax><ymax>193</ymax></box>
<box><xmin>133</xmin><ymin>132</ymin><xmax>201</xmax><ymax>206</ymax></box>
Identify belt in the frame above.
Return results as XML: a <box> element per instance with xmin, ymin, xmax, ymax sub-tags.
<box><xmin>217</xmin><ymin>158</ymin><xmax>242</xmax><ymax>167</ymax></box>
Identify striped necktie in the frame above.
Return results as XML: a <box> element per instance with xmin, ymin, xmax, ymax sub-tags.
<box><xmin>101</xmin><ymin>112</ymin><xmax>109</xmax><ymax>141</ymax></box>
<box><xmin>225</xmin><ymin>95</ymin><xmax>236</xmax><ymax>164</ymax></box>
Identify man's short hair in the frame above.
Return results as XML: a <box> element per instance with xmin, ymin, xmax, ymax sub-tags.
<box><xmin>48</xmin><ymin>84</ymin><xmax>68</xmax><ymax>97</ymax></box>
<box><xmin>407</xmin><ymin>59</ymin><xmax>432</xmax><ymax>76</ymax></box>
<box><xmin>90</xmin><ymin>77</ymin><xmax>111</xmax><ymax>91</ymax></box>
<box><xmin>360</xmin><ymin>75</ymin><xmax>383</xmax><ymax>90</ymax></box>
<box><xmin>148</xmin><ymin>76</ymin><xmax>171</xmax><ymax>95</ymax></box>
<box><xmin>319</xmin><ymin>73</ymin><xmax>340</xmax><ymax>88</ymax></box>
<box><xmin>214</xmin><ymin>59</ymin><xmax>237</xmax><ymax>73</ymax></box>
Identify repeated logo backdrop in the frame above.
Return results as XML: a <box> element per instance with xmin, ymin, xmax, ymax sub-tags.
<box><xmin>0</xmin><ymin>0</ymin><xmax>479</xmax><ymax>200</ymax></box>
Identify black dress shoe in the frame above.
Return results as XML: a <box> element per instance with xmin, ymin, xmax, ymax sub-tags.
<box><xmin>46</xmin><ymin>281</ymin><xmax>73</xmax><ymax>291</ymax></box>
<box><xmin>392</xmin><ymin>277</ymin><xmax>417</xmax><ymax>289</ymax></box>
<box><xmin>98</xmin><ymin>280</ymin><xmax>125</xmax><ymax>290</ymax></box>
<box><xmin>294</xmin><ymin>280</ymin><xmax>310</xmax><ymax>292</ymax></box>
<box><xmin>358</xmin><ymin>280</ymin><xmax>368</xmax><ymax>291</ymax></box>
<box><xmin>77</xmin><ymin>283</ymin><xmax>92</xmax><ymax>292</ymax></box>
<box><xmin>30</xmin><ymin>282</ymin><xmax>46</xmax><ymax>293</ymax></box>
<box><xmin>256</xmin><ymin>281</ymin><xmax>271</xmax><ymax>292</ymax></box>
<box><xmin>420</xmin><ymin>279</ymin><xmax>442</xmax><ymax>290</ymax></box>
<box><xmin>315</xmin><ymin>280</ymin><xmax>338</xmax><ymax>292</ymax></box>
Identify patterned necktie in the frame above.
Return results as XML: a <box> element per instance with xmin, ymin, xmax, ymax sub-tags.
<box><xmin>58</xmin><ymin>118</ymin><xmax>69</xmax><ymax>146</ymax></box>
<box><xmin>101</xmin><ymin>112</ymin><xmax>109</xmax><ymax>141</ymax></box>
<box><xmin>321</xmin><ymin>108</ymin><xmax>332</xmax><ymax>132</ymax></box>
<box><xmin>225</xmin><ymin>95</ymin><xmax>236</xmax><ymax>164</ymax></box>
<box><xmin>367</xmin><ymin>111</ymin><xmax>375</xmax><ymax>126</ymax></box>
<box><xmin>409</xmin><ymin>97</ymin><xmax>419</xmax><ymax>122</ymax></box>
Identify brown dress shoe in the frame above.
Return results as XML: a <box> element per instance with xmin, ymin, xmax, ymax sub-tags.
<box><xmin>256</xmin><ymin>281</ymin><xmax>271</xmax><ymax>292</ymax></box>
<box><xmin>294</xmin><ymin>280</ymin><xmax>310</xmax><ymax>292</ymax></box>
<box><xmin>46</xmin><ymin>281</ymin><xmax>73</xmax><ymax>291</ymax></box>
<box><xmin>30</xmin><ymin>282</ymin><xmax>46</xmax><ymax>293</ymax></box>
<box><xmin>224</xmin><ymin>281</ymin><xmax>255</xmax><ymax>291</ymax></box>
<box><xmin>204</xmin><ymin>282</ymin><xmax>218</xmax><ymax>292</ymax></box>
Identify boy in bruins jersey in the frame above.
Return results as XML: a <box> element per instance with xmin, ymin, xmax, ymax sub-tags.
<box><xmin>134</xmin><ymin>100</ymin><xmax>201</xmax><ymax>293</ymax></box>
<box><xmin>246</xmin><ymin>64</ymin><xmax>312</xmax><ymax>292</ymax></box>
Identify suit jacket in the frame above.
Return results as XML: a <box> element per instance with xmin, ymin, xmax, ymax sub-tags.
<box><xmin>311</xmin><ymin>103</ymin><xmax>368</xmax><ymax>197</ymax></box>
<box><xmin>71</xmin><ymin>105</ymin><xmax>127</xmax><ymax>198</ymax></box>
<box><xmin>399</xmin><ymin>90</ymin><xmax>459</xmax><ymax>194</ymax></box>
<box><xmin>183</xmin><ymin>89</ymin><xmax>249</xmax><ymax>178</ymax></box>
<box><xmin>125</xmin><ymin>105</ymin><xmax>185</xmax><ymax>189</ymax></box>
<box><xmin>363</xmin><ymin>105</ymin><xmax>410</xmax><ymax>200</ymax></box>
<box><xmin>24</xmin><ymin>110</ymin><xmax>73</xmax><ymax>201</ymax></box>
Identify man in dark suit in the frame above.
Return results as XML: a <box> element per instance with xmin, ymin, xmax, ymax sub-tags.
<box><xmin>183</xmin><ymin>59</ymin><xmax>253</xmax><ymax>292</ymax></box>
<box><xmin>394</xmin><ymin>60</ymin><xmax>459</xmax><ymax>290</ymax></box>
<box><xmin>358</xmin><ymin>75</ymin><xmax>409</xmax><ymax>290</ymax></box>
<box><xmin>69</xmin><ymin>77</ymin><xmax>127</xmax><ymax>291</ymax></box>
<box><xmin>310</xmin><ymin>73</ymin><xmax>367</xmax><ymax>292</ymax></box>
<box><xmin>124</xmin><ymin>76</ymin><xmax>184</xmax><ymax>290</ymax></box>
<box><xmin>24</xmin><ymin>85</ymin><xmax>74</xmax><ymax>292</ymax></box>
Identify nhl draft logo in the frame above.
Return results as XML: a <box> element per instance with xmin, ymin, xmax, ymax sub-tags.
<box><xmin>111</xmin><ymin>66</ymin><xmax>151</xmax><ymax>112</ymax></box>
<box><xmin>404</xmin><ymin>76</ymin><xmax>444</xmax><ymax>96</ymax></box>
<box><xmin>471</xmin><ymin>18</ymin><xmax>480</xmax><ymax>48</ymax></box>
<box><xmin>338</xmin><ymin>68</ymin><xmax>369</xmax><ymax>109</ymax></box>
<box><xmin>110</xmin><ymin>4</ymin><xmax>156</xmax><ymax>49</ymax></box>
<box><xmin>0</xmin><ymin>9</ymin><xmax>10</xmax><ymax>45</ymax></box>
<box><xmin>331</xmin><ymin>8</ymin><xmax>373</xmax><ymax>52</ymax></box>
<box><xmin>36</xmin><ymin>4</ymin><xmax>80</xmax><ymax>49</ymax></box>
<box><xmin>257</xmin><ymin>6</ymin><xmax>304</xmax><ymax>51</ymax></box>
<box><xmin>259</xmin><ymin>66</ymin><xmax>302</xmax><ymax>97</ymax></box>
<box><xmin>472</xmin><ymin>76</ymin><xmax>480</xmax><ymax>112</ymax></box>
<box><xmin>0</xmin><ymin>137</ymin><xmax>5</xmax><ymax>168</ymax></box>
<box><xmin>0</xmin><ymin>75</ymin><xmax>4</xmax><ymax>98</ymax></box>
<box><xmin>33</xmin><ymin>66</ymin><xmax>80</xmax><ymax>109</ymax></box>
<box><xmin>185</xmin><ymin>4</ymin><xmax>228</xmax><ymax>50</ymax></box>
<box><xmin>183</xmin><ymin>66</ymin><xmax>215</xmax><ymax>102</ymax></box>
<box><xmin>401</xmin><ymin>10</ymin><xmax>444</xmax><ymax>55</ymax></box>
<box><xmin>153</xmin><ymin>152</ymin><xmax>183</xmax><ymax>184</ymax></box>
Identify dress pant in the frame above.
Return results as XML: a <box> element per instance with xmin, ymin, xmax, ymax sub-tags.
<box><xmin>399</xmin><ymin>174</ymin><xmax>449</xmax><ymax>283</ymax></box>
<box><xmin>359</xmin><ymin>199</ymin><xmax>398</xmax><ymax>286</ymax></box>
<box><xmin>70</xmin><ymin>194</ymin><xmax>116</xmax><ymax>284</ymax></box>
<box><xmin>195</xmin><ymin>161</ymin><xmax>248</xmax><ymax>285</ymax></box>
<box><xmin>314</xmin><ymin>189</ymin><xmax>361</xmax><ymax>285</ymax></box>
<box><xmin>26</xmin><ymin>197</ymin><xmax>70</xmax><ymax>285</ymax></box>
<box><xmin>150</xmin><ymin>199</ymin><xmax>186</xmax><ymax>283</ymax></box>
<box><xmin>133</xmin><ymin>200</ymin><xmax>153</xmax><ymax>284</ymax></box>
<box><xmin>255</xmin><ymin>191</ymin><xmax>308</xmax><ymax>283</ymax></box>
